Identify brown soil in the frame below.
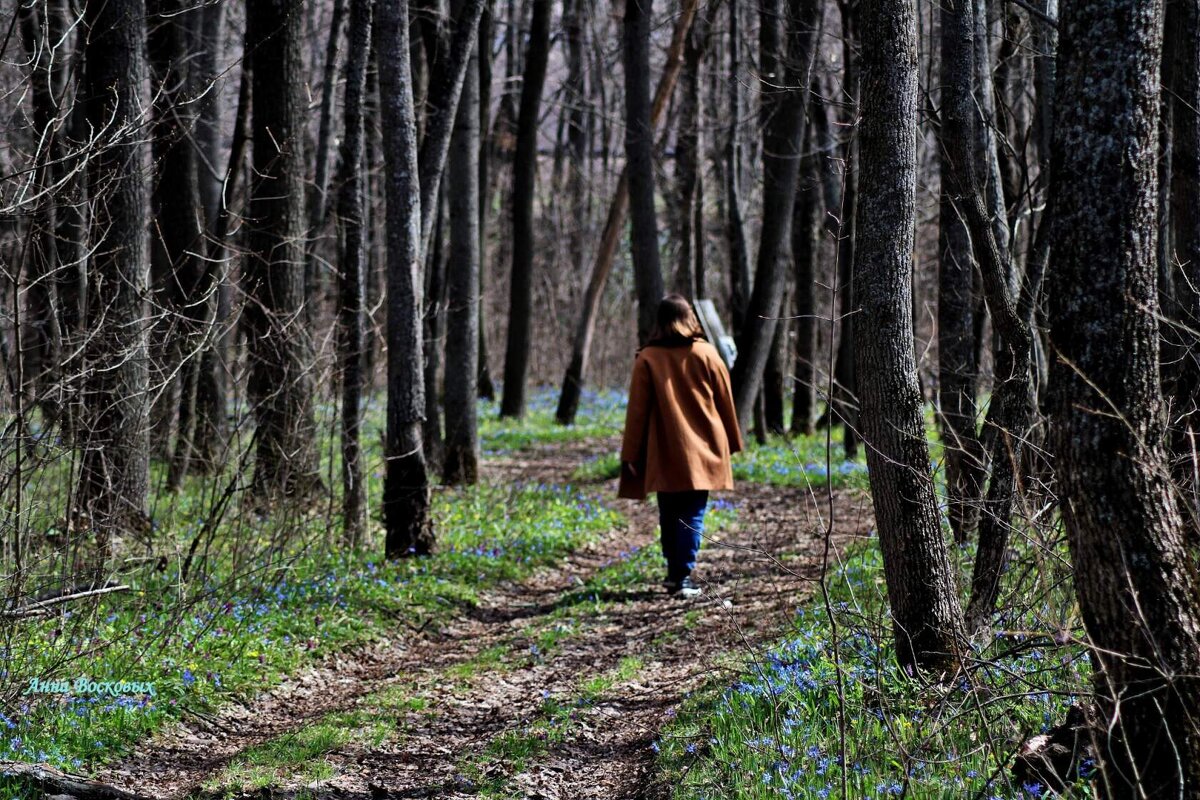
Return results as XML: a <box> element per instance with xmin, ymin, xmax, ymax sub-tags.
<box><xmin>91</xmin><ymin>437</ymin><xmax>873</xmax><ymax>800</ymax></box>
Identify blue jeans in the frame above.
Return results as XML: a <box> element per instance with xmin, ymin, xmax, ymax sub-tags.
<box><xmin>657</xmin><ymin>490</ymin><xmax>709</xmax><ymax>582</ymax></box>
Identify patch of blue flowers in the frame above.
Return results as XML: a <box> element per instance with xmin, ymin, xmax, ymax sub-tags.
<box><xmin>656</xmin><ymin>540</ymin><xmax>1095</xmax><ymax>799</ymax></box>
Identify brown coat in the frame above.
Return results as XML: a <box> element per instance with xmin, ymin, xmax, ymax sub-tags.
<box><xmin>618</xmin><ymin>340</ymin><xmax>745</xmax><ymax>500</ymax></box>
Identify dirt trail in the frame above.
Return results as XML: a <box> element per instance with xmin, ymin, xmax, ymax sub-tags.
<box><xmin>92</xmin><ymin>438</ymin><xmax>872</xmax><ymax>800</ymax></box>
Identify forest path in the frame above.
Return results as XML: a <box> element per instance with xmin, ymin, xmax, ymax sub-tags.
<box><xmin>95</xmin><ymin>438</ymin><xmax>872</xmax><ymax>800</ymax></box>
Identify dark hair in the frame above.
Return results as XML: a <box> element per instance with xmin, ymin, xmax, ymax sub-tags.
<box><xmin>648</xmin><ymin>294</ymin><xmax>705</xmax><ymax>346</ymax></box>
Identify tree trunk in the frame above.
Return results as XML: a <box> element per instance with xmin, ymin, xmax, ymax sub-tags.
<box><xmin>18</xmin><ymin>0</ymin><xmax>67</xmax><ymax>421</ymax></box>
<box><xmin>305</xmin><ymin>0</ymin><xmax>348</xmax><ymax>317</ymax></box>
<box><xmin>729</xmin><ymin>0</ymin><xmax>820</xmax><ymax>434</ymax></box>
<box><xmin>726</xmin><ymin>0</ymin><xmax>751</xmax><ymax>334</ymax></box>
<box><xmin>76</xmin><ymin>0</ymin><xmax>153</xmax><ymax>540</ymax></box>
<box><xmin>477</xmin><ymin>2</ymin><xmax>497</xmax><ymax>401</ymax></box>
<box><xmin>791</xmin><ymin>134</ymin><xmax>820</xmax><ymax>436</ymax></box>
<box><xmin>831</xmin><ymin>4</ymin><xmax>860</xmax><ymax>459</ymax></box>
<box><xmin>624</xmin><ymin>0</ymin><xmax>665</xmax><ymax>344</ymax></box>
<box><xmin>336</xmin><ymin>0</ymin><xmax>373</xmax><ymax>545</ymax></box>
<box><xmin>1048</xmin><ymin>0</ymin><xmax>1200</xmax><ymax>791</ymax></box>
<box><xmin>763</xmin><ymin>285</ymin><xmax>789</xmax><ymax>435</ymax></box>
<box><xmin>173</xmin><ymin>0</ymin><xmax>229</xmax><ymax>482</ymax></box>
<box><xmin>244</xmin><ymin>0</ymin><xmax>321</xmax><ymax>500</ymax></box>
<box><xmin>1165</xmin><ymin>0</ymin><xmax>1200</xmax><ymax>506</ymax></box>
<box><xmin>854</xmin><ymin>0</ymin><xmax>966</xmax><ymax>675</ymax></box>
<box><xmin>672</xmin><ymin>6</ymin><xmax>709</xmax><ymax>300</ymax></box>
<box><xmin>500</xmin><ymin>0</ymin><xmax>551</xmax><ymax>419</ymax></box>
<box><xmin>444</xmin><ymin>8</ymin><xmax>481</xmax><ymax>486</ymax></box>
<box><xmin>422</xmin><ymin>190</ymin><xmax>447</xmax><ymax>472</ymax></box>
<box><xmin>147</xmin><ymin>0</ymin><xmax>210</xmax><ymax>489</ymax></box>
<box><xmin>376</xmin><ymin>0</ymin><xmax>434</xmax><ymax>558</ymax></box>
<box><xmin>936</xmin><ymin>0</ymin><xmax>984</xmax><ymax>544</ymax></box>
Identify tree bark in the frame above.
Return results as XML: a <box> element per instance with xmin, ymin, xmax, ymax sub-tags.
<box><xmin>18</xmin><ymin>0</ymin><xmax>67</xmax><ymax>421</ymax></box>
<box><xmin>791</xmin><ymin>134</ymin><xmax>820</xmax><ymax>435</ymax></box>
<box><xmin>377</xmin><ymin>0</ymin><xmax>434</xmax><ymax>558</ymax></box>
<box><xmin>936</xmin><ymin>0</ymin><xmax>984</xmax><ymax>544</ymax></box>
<box><xmin>499</xmin><ymin>0</ymin><xmax>551</xmax><ymax>418</ymax></box>
<box><xmin>729</xmin><ymin>0</ymin><xmax>820</xmax><ymax>434</ymax></box>
<box><xmin>244</xmin><ymin>0</ymin><xmax>321</xmax><ymax>500</ymax></box>
<box><xmin>726</xmin><ymin>0</ymin><xmax>751</xmax><ymax>335</ymax></box>
<box><xmin>1048</xmin><ymin>0</ymin><xmax>1200</xmax><ymax>791</ymax></box>
<box><xmin>831</xmin><ymin>3</ymin><xmax>860</xmax><ymax>459</ymax></box>
<box><xmin>623</xmin><ymin>0</ymin><xmax>665</xmax><ymax>344</ymax></box>
<box><xmin>305</xmin><ymin>0</ymin><xmax>348</xmax><ymax>316</ymax></box>
<box><xmin>444</xmin><ymin>5</ymin><xmax>481</xmax><ymax>486</ymax></box>
<box><xmin>76</xmin><ymin>0</ymin><xmax>153</xmax><ymax>541</ymax></box>
<box><xmin>336</xmin><ymin>0</ymin><xmax>373</xmax><ymax>545</ymax></box>
<box><xmin>854</xmin><ymin>0</ymin><xmax>966</xmax><ymax>674</ymax></box>
<box><xmin>672</xmin><ymin>8</ymin><xmax>709</xmax><ymax>300</ymax></box>
<box><xmin>147</xmin><ymin>0</ymin><xmax>210</xmax><ymax>489</ymax></box>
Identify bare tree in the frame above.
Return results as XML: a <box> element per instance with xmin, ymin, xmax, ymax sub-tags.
<box><xmin>75</xmin><ymin>0</ymin><xmax>153</xmax><ymax>542</ymax></box>
<box><xmin>500</xmin><ymin>0</ymin><xmax>551</xmax><ymax>419</ymax></box>
<box><xmin>444</xmin><ymin>0</ymin><xmax>482</xmax><ymax>485</ymax></box>
<box><xmin>243</xmin><ymin>0</ymin><xmax>321</xmax><ymax>499</ymax></box>
<box><xmin>1047</xmin><ymin>0</ymin><xmax>1200</xmax><ymax>790</ymax></box>
<box><xmin>854</xmin><ymin>0</ymin><xmax>966</xmax><ymax>674</ymax></box>
<box><xmin>336</xmin><ymin>0</ymin><xmax>374</xmax><ymax>543</ymax></box>
<box><xmin>624</xmin><ymin>0</ymin><xmax>665</xmax><ymax>343</ymax></box>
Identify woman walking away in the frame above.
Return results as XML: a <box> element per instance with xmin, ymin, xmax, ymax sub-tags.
<box><xmin>619</xmin><ymin>295</ymin><xmax>744</xmax><ymax>597</ymax></box>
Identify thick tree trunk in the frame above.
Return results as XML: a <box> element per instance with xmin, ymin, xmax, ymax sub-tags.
<box><xmin>500</xmin><ymin>0</ymin><xmax>551</xmax><ymax>418</ymax></box>
<box><xmin>854</xmin><ymin>0</ymin><xmax>966</xmax><ymax>675</ymax></box>
<box><xmin>76</xmin><ymin>0</ymin><xmax>153</xmax><ymax>540</ymax></box>
<box><xmin>335</xmin><ymin>0</ymin><xmax>372</xmax><ymax>545</ymax></box>
<box><xmin>1048</xmin><ymin>0</ymin><xmax>1200</xmax><ymax>791</ymax></box>
<box><xmin>376</xmin><ymin>0</ymin><xmax>434</xmax><ymax>558</ymax></box>
<box><xmin>729</xmin><ymin>0</ymin><xmax>819</xmax><ymax>434</ymax></box>
<box><xmin>244</xmin><ymin>0</ymin><xmax>321</xmax><ymax>500</ymax></box>
<box><xmin>624</xmin><ymin>0</ymin><xmax>665</xmax><ymax>344</ymax></box>
<box><xmin>444</xmin><ymin>11</ymin><xmax>481</xmax><ymax>486</ymax></box>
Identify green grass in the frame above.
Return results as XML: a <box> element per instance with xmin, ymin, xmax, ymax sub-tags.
<box><xmin>0</xmin><ymin>482</ymin><xmax>620</xmax><ymax>784</ymax></box>
<box><xmin>480</xmin><ymin>388</ymin><xmax>626</xmax><ymax>453</ymax></box>
<box><xmin>653</xmin><ymin>529</ymin><xmax>1094</xmax><ymax>800</ymax></box>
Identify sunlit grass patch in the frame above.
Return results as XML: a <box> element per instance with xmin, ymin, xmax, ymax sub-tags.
<box><xmin>480</xmin><ymin>387</ymin><xmax>626</xmax><ymax>454</ymax></box>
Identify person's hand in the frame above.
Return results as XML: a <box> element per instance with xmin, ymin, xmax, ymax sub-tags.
<box><xmin>623</xmin><ymin>461</ymin><xmax>638</xmax><ymax>478</ymax></box>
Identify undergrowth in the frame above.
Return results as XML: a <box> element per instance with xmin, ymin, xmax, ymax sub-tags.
<box><xmin>654</xmin><ymin>526</ymin><xmax>1094</xmax><ymax>799</ymax></box>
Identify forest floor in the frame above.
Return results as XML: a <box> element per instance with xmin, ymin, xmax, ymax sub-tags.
<box><xmin>89</xmin><ymin>437</ymin><xmax>873</xmax><ymax>800</ymax></box>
